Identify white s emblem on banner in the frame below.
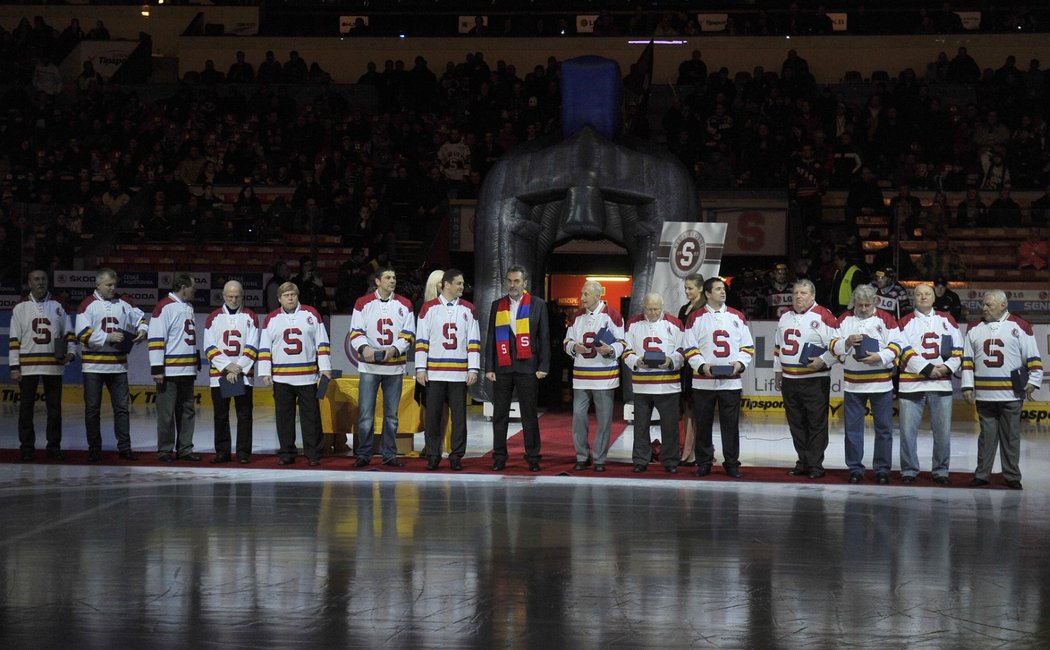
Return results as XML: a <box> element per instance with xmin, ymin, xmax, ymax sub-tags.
<box><xmin>651</xmin><ymin>222</ymin><xmax>727</xmax><ymax>312</ymax></box>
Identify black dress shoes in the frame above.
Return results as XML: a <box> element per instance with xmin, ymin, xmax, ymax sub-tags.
<box><xmin>450</xmin><ymin>457</ymin><xmax>463</xmax><ymax>471</ymax></box>
<box><xmin>47</xmin><ymin>449</ymin><xmax>64</xmax><ymax>461</ymax></box>
<box><xmin>20</xmin><ymin>450</ymin><xmax>33</xmax><ymax>462</ymax></box>
<box><xmin>528</xmin><ymin>462</ymin><xmax>541</xmax><ymax>472</ymax></box>
<box><xmin>849</xmin><ymin>473</ymin><xmax>863</xmax><ymax>484</ymax></box>
<box><xmin>1006</xmin><ymin>479</ymin><xmax>1023</xmax><ymax>490</ymax></box>
<box><xmin>969</xmin><ymin>477</ymin><xmax>989</xmax><ymax>487</ymax></box>
<box><xmin>354</xmin><ymin>457</ymin><xmax>371</xmax><ymax>468</ymax></box>
<box><xmin>491</xmin><ymin>460</ymin><xmax>506</xmax><ymax>471</ymax></box>
<box><xmin>573</xmin><ymin>461</ymin><xmax>589</xmax><ymax>471</ymax></box>
<box><xmin>695</xmin><ymin>464</ymin><xmax>712</xmax><ymax>477</ymax></box>
<box><xmin>877</xmin><ymin>473</ymin><xmax>890</xmax><ymax>485</ymax></box>
<box><xmin>932</xmin><ymin>475</ymin><xmax>951</xmax><ymax>486</ymax></box>
<box><xmin>237</xmin><ymin>454</ymin><xmax>251</xmax><ymax>464</ymax></box>
<box><xmin>900</xmin><ymin>475</ymin><xmax>916</xmax><ymax>484</ymax></box>
<box><xmin>210</xmin><ymin>453</ymin><xmax>231</xmax><ymax>464</ymax></box>
<box><xmin>807</xmin><ymin>469</ymin><xmax>826</xmax><ymax>479</ymax></box>
<box><xmin>382</xmin><ymin>458</ymin><xmax>405</xmax><ymax>468</ymax></box>
<box><xmin>277</xmin><ymin>456</ymin><xmax>295</xmax><ymax>465</ymax></box>
<box><xmin>158</xmin><ymin>453</ymin><xmax>174</xmax><ymax>463</ymax></box>
<box><xmin>308</xmin><ymin>458</ymin><xmax>321</xmax><ymax>467</ymax></box>
<box><xmin>632</xmin><ymin>464</ymin><xmax>646</xmax><ymax>473</ymax></box>
<box><xmin>725</xmin><ymin>466</ymin><xmax>742</xmax><ymax>479</ymax></box>
<box><xmin>119</xmin><ymin>450</ymin><xmax>139</xmax><ymax>461</ymax></box>
<box><xmin>88</xmin><ymin>449</ymin><xmax>103</xmax><ymax>462</ymax></box>
<box><xmin>593</xmin><ymin>464</ymin><xmax>606</xmax><ymax>472</ymax></box>
<box><xmin>426</xmin><ymin>458</ymin><xmax>440</xmax><ymax>471</ymax></box>
<box><xmin>177</xmin><ymin>453</ymin><xmax>201</xmax><ymax>461</ymax></box>
<box><xmin>787</xmin><ymin>465</ymin><xmax>807</xmax><ymax>476</ymax></box>
<box><xmin>665</xmin><ymin>465</ymin><xmax>677</xmax><ymax>474</ymax></box>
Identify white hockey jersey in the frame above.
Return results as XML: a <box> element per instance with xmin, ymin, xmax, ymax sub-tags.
<box><xmin>349</xmin><ymin>291</ymin><xmax>415</xmax><ymax>375</ymax></box>
<box><xmin>148</xmin><ymin>292</ymin><xmax>200</xmax><ymax>377</ymax></box>
<box><xmin>773</xmin><ymin>303</ymin><xmax>839</xmax><ymax>380</ymax></box>
<box><xmin>415</xmin><ymin>297</ymin><xmax>480</xmax><ymax>382</ymax></box>
<box><xmin>9</xmin><ymin>294</ymin><xmax>75</xmax><ymax>376</ymax></box>
<box><xmin>75</xmin><ymin>292</ymin><xmax>148</xmax><ymax>374</ymax></box>
<box><xmin>621</xmin><ymin>312</ymin><xmax>684</xmax><ymax>395</ymax></box>
<box><xmin>962</xmin><ymin>312</ymin><xmax>1044</xmax><ymax>401</ymax></box>
<box><xmin>203</xmin><ymin>305</ymin><xmax>260</xmax><ymax>388</ymax></box>
<box><xmin>683</xmin><ymin>304</ymin><xmax>755</xmax><ymax>391</ymax></box>
<box><xmin>830</xmin><ymin>309</ymin><xmax>904</xmax><ymax>393</ymax></box>
<box><xmin>257</xmin><ymin>304</ymin><xmax>332</xmax><ymax>386</ymax></box>
<box><xmin>898</xmin><ymin>309</ymin><xmax>962</xmax><ymax>394</ymax></box>
<box><xmin>564</xmin><ymin>301</ymin><xmax>625</xmax><ymax>390</ymax></box>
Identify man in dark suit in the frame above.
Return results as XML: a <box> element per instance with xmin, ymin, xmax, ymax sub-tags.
<box><xmin>484</xmin><ymin>265</ymin><xmax>550</xmax><ymax>472</ymax></box>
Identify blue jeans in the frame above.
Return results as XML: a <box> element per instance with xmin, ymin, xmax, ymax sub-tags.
<box><xmin>357</xmin><ymin>372</ymin><xmax>403</xmax><ymax>462</ymax></box>
<box><xmin>83</xmin><ymin>372</ymin><xmax>132</xmax><ymax>452</ymax></box>
<box><xmin>843</xmin><ymin>390</ymin><xmax>894</xmax><ymax>474</ymax></box>
<box><xmin>898</xmin><ymin>392</ymin><xmax>952</xmax><ymax>478</ymax></box>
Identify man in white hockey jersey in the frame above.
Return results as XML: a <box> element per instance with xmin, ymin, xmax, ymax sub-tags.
<box><xmin>203</xmin><ymin>280</ymin><xmax>259</xmax><ymax>464</ymax></box>
<box><xmin>149</xmin><ymin>273</ymin><xmax>201</xmax><ymax>462</ymax></box>
<box><xmin>564</xmin><ymin>280</ymin><xmax>625</xmax><ymax>473</ymax></box>
<box><xmin>829</xmin><ymin>284</ymin><xmax>905</xmax><ymax>484</ymax></box>
<box><xmin>897</xmin><ymin>283</ymin><xmax>962</xmax><ymax>484</ymax></box>
<box><xmin>415</xmin><ymin>269</ymin><xmax>480</xmax><ymax>471</ymax></box>
<box><xmin>774</xmin><ymin>279</ymin><xmax>838</xmax><ymax>479</ymax></box>
<box><xmin>349</xmin><ymin>266</ymin><xmax>415</xmax><ymax>468</ymax></box>
<box><xmin>622</xmin><ymin>293</ymin><xmax>684</xmax><ymax>474</ymax></box>
<box><xmin>962</xmin><ymin>290</ymin><xmax>1044</xmax><ymax>490</ymax></box>
<box><xmin>258</xmin><ymin>282</ymin><xmax>333</xmax><ymax>466</ymax></box>
<box><xmin>9</xmin><ymin>269</ymin><xmax>75</xmax><ymax>461</ymax></box>
<box><xmin>76</xmin><ymin>267</ymin><xmax>148</xmax><ymax>461</ymax></box>
<box><xmin>684</xmin><ymin>277</ymin><xmax>755</xmax><ymax>478</ymax></box>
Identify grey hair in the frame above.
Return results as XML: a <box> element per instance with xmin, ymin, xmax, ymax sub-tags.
<box><xmin>984</xmin><ymin>289</ymin><xmax>1007</xmax><ymax>306</ymax></box>
<box><xmin>507</xmin><ymin>264</ymin><xmax>529</xmax><ymax>286</ymax></box>
<box><xmin>582</xmin><ymin>280</ymin><xmax>603</xmax><ymax>296</ymax></box>
<box><xmin>96</xmin><ymin>267</ymin><xmax>117</xmax><ymax>285</ymax></box>
<box><xmin>643</xmin><ymin>292</ymin><xmax>664</xmax><ymax>308</ymax></box>
<box><xmin>850</xmin><ymin>283</ymin><xmax>877</xmax><ymax>308</ymax></box>
<box><xmin>793</xmin><ymin>278</ymin><xmax>816</xmax><ymax>295</ymax></box>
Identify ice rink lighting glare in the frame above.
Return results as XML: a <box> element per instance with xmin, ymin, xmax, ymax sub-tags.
<box><xmin>627</xmin><ymin>40</ymin><xmax>687</xmax><ymax>45</ymax></box>
<box><xmin>586</xmin><ymin>276</ymin><xmax>631</xmax><ymax>283</ymax></box>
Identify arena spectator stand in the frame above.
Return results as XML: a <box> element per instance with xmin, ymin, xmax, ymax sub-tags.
<box><xmin>1</xmin><ymin>7</ymin><xmax>1048</xmax><ymax>320</ymax></box>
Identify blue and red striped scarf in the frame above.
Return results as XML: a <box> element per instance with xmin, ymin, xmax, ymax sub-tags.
<box><xmin>494</xmin><ymin>292</ymin><xmax>532</xmax><ymax>366</ymax></box>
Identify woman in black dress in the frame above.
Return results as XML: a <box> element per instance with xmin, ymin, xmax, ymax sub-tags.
<box><xmin>677</xmin><ymin>273</ymin><xmax>705</xmax><ymax>466</ymax></box>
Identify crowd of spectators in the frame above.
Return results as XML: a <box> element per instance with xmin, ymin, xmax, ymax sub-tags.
<box><xmin>2</xmin><ymin>15</ymin><xmax>1050</xmax><ymax>293</ymax></box>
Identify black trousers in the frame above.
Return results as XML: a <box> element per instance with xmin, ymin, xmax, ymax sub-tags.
<box><xmin>424</xmin><ymin>381</ymin><xmax>466</xmax><ymax>461</ymax></box>
<box><xmin>211</xmin><ymin>386</ymin><xmax>254</xmax><ymax>457</ymax></box>
<box><xmin>18</xmin><ymin>374</ymin><xmax>63</xmax><ymax>451</ymax></box>
<box><xmin>693</xmin><ymin>389</ymin><xmax>741</xmax><ymax>468</ymax></box>
<box><xmin>633</xmin><ymin>392</ymin><xmax>680</xmax><ymax>468</ymax></box>
<box><xmin>491</xmin><ymin>371</ymin><xmax>541</xmax><ymax>463</ymax></box>
<box><xmin>782</xmin><ymin>377</ymin><xmax>831</xmax><ymax>471</ymax></box>
<box><xmin>274</xmin><ymin>382</ymin><xmax>323</xmax><ymax>462</ymax></box>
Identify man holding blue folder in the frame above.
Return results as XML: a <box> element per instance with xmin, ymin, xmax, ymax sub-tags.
<box><xmin>204</xmin><ymin>280</ymin><xmax>260</xmax><ymax>464</ymax></box>
<box><xmin>830</xmin><ymin>284</ymin><xmax>905</xmax><ymax>484</ymax></box>
<box><xmin>564</xmin><ymin>281</ymin><xmax>624</xmax><ymax>472</ymax></box>
<box><xmin>897</xmin><ymin>283</ymin><xmax>962</xmax><ymax>484</ymax></box>
<box><xmin>258</xmin><ymin>282</ymin><xmax>332</xmax><ymax>466</ymax></box>
<box><xmin>961</xmin><ymin>290</ymin><xmax>1043</xmax><ymax>490</ymax></box>
<box><xmin>684</xmin><ymin>277</ymin><xmax>755</xmax><ymax>478</ymax></box>
<box><xmin>622</xmin><ymin>293</ymin><xmax>684</xmax><ymax>473</ymax></box>
<box><xmin>350</xmin><ymin>266</ymin><xmax>416</xmax><ymax>468</ymax></box>
<box><xmin>773</xmin><ymin>279</ymin><xmax>838</xmax><ymax>479</ymax></box>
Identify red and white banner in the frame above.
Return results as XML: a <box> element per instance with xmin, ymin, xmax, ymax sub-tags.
<box><xmin>711</xmin><ymin>208</ymin><xmax>787</xmax><ymax>256</ymax></box>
